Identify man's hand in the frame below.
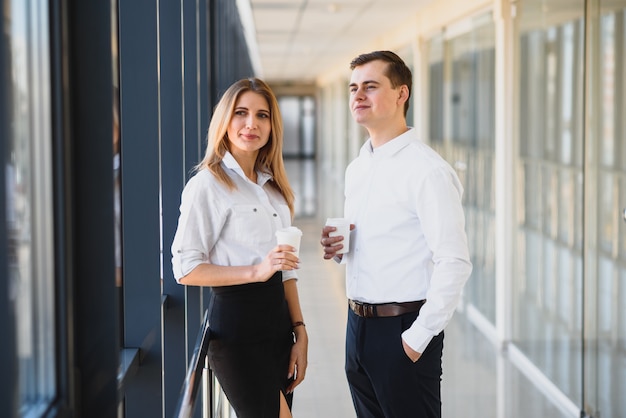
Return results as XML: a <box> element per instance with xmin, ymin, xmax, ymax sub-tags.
<box><xmin>402</xmin><ymin>338</ymin><xmax>422</xmax><ymax>363</ymax></box>
<box><xmin>320</xmin><ymin>224</ymin><xmax>354</xmax><ymax>260</ymax></box>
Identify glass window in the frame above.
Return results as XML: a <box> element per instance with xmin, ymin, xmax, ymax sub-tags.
<box><xmin>515</xmin><ymin>0</ymin><xmax>585</xmax><ymax>408</ymax></box>
<box><xmin>427</xmin><ymin>34</ymin><xmax>445</xmax><ymax>145</ymax></box>
<box><xmin>590</xmin><ymin>4</ymin><xmax>626</xmax><ymax>416</ymax></box>
<box><xmin>7</xmin><ymin>0</ymin><xmax>57</xmax><ymax>414</ymax></box>
<box><xmin>430</xmin><ymin>12</ymin><xmax>496</xmax><ymax>323</ymax></box>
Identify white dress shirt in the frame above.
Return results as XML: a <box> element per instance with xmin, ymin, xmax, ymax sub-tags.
<box><xmin>171</xmin><ymin>152</ymin><xmax>297</xmax><ymax>282</ymax></box>
<box><xmin>342</xmin><ymin>128</ymin><xmax>472</xmax><ymax>353</ymax></box>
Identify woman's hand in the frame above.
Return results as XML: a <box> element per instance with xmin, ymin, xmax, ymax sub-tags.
<box><xmin>255</xmin><ymin>245</ymin><xmax>300</xmax><ymax>282</ymax></box>
<box><xmin>286</xmin><ymin>326</ymin><xmax>308</xmax><ymax>393</ymax></box>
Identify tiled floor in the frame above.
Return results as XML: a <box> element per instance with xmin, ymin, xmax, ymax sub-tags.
<box><xmin>289</xmin><ymin>216</ymin><xmax>578</xmax><ymax>418</ymax></box>
<box><xmin>289</xmin><ymin>216</ymin><xmax>355</xmax><ymax>418</ymax></box>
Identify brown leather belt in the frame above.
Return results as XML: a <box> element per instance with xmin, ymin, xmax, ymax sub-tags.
<box><xmin>349</xmin><ymin>299</ymin><xmax>426</xmax><ymax>318</ymax></box>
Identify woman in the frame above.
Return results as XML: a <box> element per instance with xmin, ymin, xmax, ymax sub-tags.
<box><xmin>171</xmin><ymin>78</ymin><xmax>308</xmax><ymax>418</ymax></box>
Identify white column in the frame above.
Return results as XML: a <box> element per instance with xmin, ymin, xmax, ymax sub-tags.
<box><xmin>493</xmin><ymin>0</ymin><xmax>516</xmax><ymax>346</ymax></box>
<box><xmin>494</xmin><ymin>2</ymin><xmax>517</xmax><ymax>417</ymax></box>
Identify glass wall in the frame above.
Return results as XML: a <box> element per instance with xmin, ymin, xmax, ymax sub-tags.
<box><xmin>585</xmin><ymin>2</ymin><xmax>626</xmax><ymax>416</ymax></box>
<box><xmin>310</xmin><ymin>0</ymin><xmax>626</xmax><ymax>415</ymax></box>
<box><xmin>514</xmin><ymin>0</ymin><xmax>586</xmax><ymax>408</ymax></box>
<box><xmin>428</xmin><ymin>34</ymin><xmax>445</xmax><ymax>145</ymax></box>
<box><xmin>428</xmin><ymin>12</ymin><xmax>497</xmax><ymax>324</ymax></box>
<box><xmin>5</xmin><ymin>0</ymin><xmax>57</xmax><ymax>414</ymax></box>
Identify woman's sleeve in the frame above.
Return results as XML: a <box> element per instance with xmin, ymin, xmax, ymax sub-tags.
<box><xmin>171</xmin><ymin>176</ymin><xmax>221</xmax><ymax>282</ymax></box>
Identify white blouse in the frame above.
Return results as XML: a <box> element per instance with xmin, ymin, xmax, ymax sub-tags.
<box><xmin>171</xmin><ymin>152</ymin><xmax>296</xmax><ymax>283</ymax></box>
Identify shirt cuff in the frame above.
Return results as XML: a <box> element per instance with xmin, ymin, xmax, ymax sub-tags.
<box><xmin>401</xmin><ymin>323</ymin><xmax>433</xmax><ymax>354</ymax></box>
<box><xmin>172</xmin><ymin>250</ymin><xmax>205</xmax><ymax>283</ymax></box>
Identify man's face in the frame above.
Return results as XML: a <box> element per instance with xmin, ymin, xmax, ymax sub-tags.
<box><xmin>349</xmin><ymin>60</ymin><xmax>404</xmax><ymax>129</ymax></box>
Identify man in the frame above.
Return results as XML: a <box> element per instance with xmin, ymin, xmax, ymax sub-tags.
<box><xmin>320</xmin><ymin>50</ymin><xmax>472</xmax><ymax>417</ymax></box>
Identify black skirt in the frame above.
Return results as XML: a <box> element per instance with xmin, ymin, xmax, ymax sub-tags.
<box><xmin>207</xmin><ymin>272</ymin><xmax>294</xmax><ymax>418</ymax></box>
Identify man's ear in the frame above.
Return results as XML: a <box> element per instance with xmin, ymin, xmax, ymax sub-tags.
<box><xmin>398</xmin><ymin>85</ymin><xmax>409</xmax><ymax>104</ymax></box>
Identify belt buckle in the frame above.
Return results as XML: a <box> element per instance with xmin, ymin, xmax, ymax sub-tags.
<box><xmin>351</xmin><ymin>300</ymin><xmax>365</xmax><ymax>317</ymax></box>
<box><xmin>350</xmin><ymin>300</ymin><xmax>377</xmax><ymax>318</ymax></box>
<box><xmin>357</xmin><ymin>301</ymin><xmax>366</xmax><ymax>317</ymax></box>
<box><xmin>349</xmin><ymin>300</ymin><xmax>358</xmax><ymax>315</ymax></box>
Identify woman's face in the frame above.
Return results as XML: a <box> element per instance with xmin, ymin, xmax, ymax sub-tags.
<box><xmin>227</xmin><ymin>91</ymin><xmax>271</xmax><ymax>157</ymax></box>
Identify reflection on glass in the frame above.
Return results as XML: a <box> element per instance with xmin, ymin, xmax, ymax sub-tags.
<box><xmin>114</xmin><ymin>90</ymin><xmax>122</xmax><ymax>288</ymax></box>
<box><xmin>7</xmin><ymin>0</ymin><xmax>56</xmax><ymax>413</ymax></box>
<box><xmin>592</xmin><ymin>4</ymin><xmax>626</xmax><ymax>416</ymax></box>
<box><xmin>516</xmin><ymin>0</ymin><xmax>585</xmax><ymax>409</ymax></box>
<box><xmin>428</xmin><ymin>34</ymin><xmax>444</xmax><ymax>144</ymax></box>
<box><xmin>429</xmin><ymin>13</ymin><xmax>496</xmax><ymax>323</ymax></box>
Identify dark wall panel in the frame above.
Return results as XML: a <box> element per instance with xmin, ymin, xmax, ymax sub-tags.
<box><xmin>159</xmin><ymin>0</ymin><xmax>187</xmax><ymax>416</ymax></box>
<box><xmin>118</xmin><ymin>0</ymin><xmax>163</xmax><ymax>416</ymax></box>
<box><xmin>68</xmin><ymin>1</ymin><xmax>119</xmax><ymax>416</ymax></box>
<box><xmin>0</xmin><ymin>2</ymin><xmax>18</xmax><ymax>415</ymax></box>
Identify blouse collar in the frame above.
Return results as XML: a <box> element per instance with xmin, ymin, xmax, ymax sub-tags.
<box><xmin>222</xmin><ymin>151</ymin><xmax>273</xmax><ymax>185</ymax></box>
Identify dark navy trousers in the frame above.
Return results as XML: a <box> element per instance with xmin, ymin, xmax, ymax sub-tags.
<box><xmin>345</xmin><ymin>307</ymin><xmax>444</xmax><ymax>418</ymax></box>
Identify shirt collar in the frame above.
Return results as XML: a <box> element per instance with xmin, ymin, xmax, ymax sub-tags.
<box><xmin>222</xmin><ymin>151</ymin><xmax>273</xmax><ymax>185</ymax></box>
<box><xmin>360</xmin><ymin>127</ymin><xmax>414</xmax><ymax>159</ymax></box>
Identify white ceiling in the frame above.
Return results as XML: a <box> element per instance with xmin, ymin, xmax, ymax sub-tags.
<box><xmin>243</xmin><ymin>0</ymin><xmax>435</xmax><ymax>84</ymax></box>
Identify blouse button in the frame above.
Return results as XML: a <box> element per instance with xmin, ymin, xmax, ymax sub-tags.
<box><xmin>253</xmin><ymin>208</ymin><xmax>257</xmax><ymax>212</ymax></box>
<box><xmin>273</xmin><ymin>213</ymin><xmax>277</xmax><ymax>217</ymax></box>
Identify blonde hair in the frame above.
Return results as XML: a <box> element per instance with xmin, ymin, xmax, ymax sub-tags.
<box><xmin>195</xmin><ymin>78</ymin><xmax>295</xmax><ymax>217</ymax></box>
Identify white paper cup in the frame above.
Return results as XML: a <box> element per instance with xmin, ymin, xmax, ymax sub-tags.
<box><xmin>326</xmin><ymin>218</ymin><xmax>351</xmax><ymax>254</ymax></box>
<box><xmin>275</xmin><ymin>226</ymin><xmax>303</xmax><ymax>256</ymax></box>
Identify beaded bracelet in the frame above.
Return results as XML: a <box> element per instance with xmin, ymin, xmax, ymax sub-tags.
<box><xmin>292</xmin><ymin>321</ymin><xmax>306</xmax><ymax>328</ymax></box>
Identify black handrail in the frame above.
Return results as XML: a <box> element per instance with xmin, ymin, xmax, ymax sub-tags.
<box><xmin>174</xmin><ymin>309</ymin><xmax>212</xmax><ymax>418</ymax></box>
